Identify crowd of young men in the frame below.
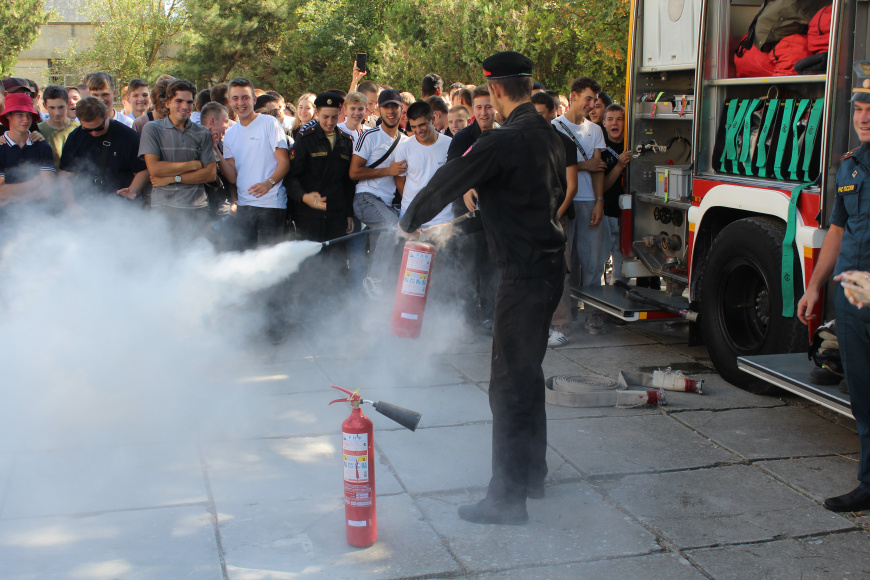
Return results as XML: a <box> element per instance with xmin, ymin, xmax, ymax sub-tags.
<box><xmin>0</xmin><ymin>65</ymin><xmax>631</xmax><ymax>344</ymax></box>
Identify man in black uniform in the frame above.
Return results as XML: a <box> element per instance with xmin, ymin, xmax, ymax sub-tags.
<box><xmin>399</xmin><ymin>51</ymin><xmax>567</xmax><ymax>525</ymax></box>
<box><xmin>286</xmin><ymin>91</ymin><xmax>355</xmax><ymax>243</ymax></box>
<box><xmin>285</xmin><ymin>92</ymin><xmax>356</xmax><ymax>293</ymax></box>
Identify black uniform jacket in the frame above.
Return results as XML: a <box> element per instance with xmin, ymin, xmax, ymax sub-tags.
<box><xmin>285</xmin><ymin>122</ymin><xmax>356</xmax><ymax>218</ymax></box>
<box><xmin>400</xmin><ymin>102</ymin><xmax>567</xmax><ymax>278</ymax></box>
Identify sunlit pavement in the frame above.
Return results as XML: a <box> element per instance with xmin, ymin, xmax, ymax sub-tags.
<box><xmin>2</xmin><ymin>318</ymin><xmax>869</xmax><ymax>579</ymax></box>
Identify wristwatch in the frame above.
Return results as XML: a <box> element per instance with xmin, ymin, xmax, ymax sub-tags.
<box><xmin>267</xmin><ymin>178</ymin><xmax>276</xmax><ymax>186</ymax></box>
<box><xmin>175</xmin><ymin>175</ymin><xmax>182</xmax><ymax>183</ymax></box>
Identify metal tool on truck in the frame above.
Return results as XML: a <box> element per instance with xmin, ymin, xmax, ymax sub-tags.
<box><xmin>584</xmin><ymin>0</ymin><xmax>864</xmax><ymax>416</ymax></box>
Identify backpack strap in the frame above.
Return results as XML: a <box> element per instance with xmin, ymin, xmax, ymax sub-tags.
<box><xmin>724</xmin><ymin>100</ymin><xmax>751</xmax><ymax>172</ymax></box>
<box><xmin>720</xmin><ymin>100</ymin><xmax>740</xmax><ymax>173</ymax></box>
<box><xmin>755</xmin><ymin>99</ymin><xmax>779</xmax><ymax>177</ymax></box>
<box><xmin>781</xmin><ymin>181</ymin><xmax>814</xmax><ymax>316</ymax></box>
<box><xmin>788</xmin><ymin>99</ymin><xmax>811</xmax><ymax>181</ymax></box>
<box><xmin>773</xmin><ymin>99</ymin><xmax>795</xmax><ymax>180</ymax></box>
<box><xmin>802</xmin><ymin>98</ymin><xmax>825</xmax><ymax>182</ymax></box>
<box><xmin>738</xmin><ymin>99</ymin><xmax>762</xmax><ymax>175</ymax></box>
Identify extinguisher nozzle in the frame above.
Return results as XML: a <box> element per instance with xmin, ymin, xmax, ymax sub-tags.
<box><xmin>372</xmin><ymin>401</ymin><xmax>422</xmax><ymax>431</ymax></box>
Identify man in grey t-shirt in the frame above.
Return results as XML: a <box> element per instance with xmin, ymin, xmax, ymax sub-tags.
<box><xmin>139</xmin><ymin>79</ymin><xmax>216</xmax><ymax>236</ymax></box>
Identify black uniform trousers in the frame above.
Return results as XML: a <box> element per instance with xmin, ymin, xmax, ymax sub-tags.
<box><xmin>487</xmin><ymin>268</ymin><xmax>564</xmax><ymax>501</ymax></box>
<box><xmin>835</xmin><ymin>288</ymin><xmax>870</xmax><ymax>491</ymax></box>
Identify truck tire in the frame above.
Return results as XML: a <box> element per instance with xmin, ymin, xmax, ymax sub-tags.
<box><xmin>699</xmin><ymin>217</ymin><xmax>807</xmax><ymax>394</ymax></box>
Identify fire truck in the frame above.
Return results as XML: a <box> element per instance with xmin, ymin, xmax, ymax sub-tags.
<box><xmin>579</xmin><ymin>0</ymin><xmax>864</xmax><ymax>416</ymax></box>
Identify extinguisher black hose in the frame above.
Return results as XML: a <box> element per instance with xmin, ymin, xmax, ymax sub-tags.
<box><xmin>321</xmin><ymin>227</ymin><xmax>390</xmax><ymax>247</ymax></box>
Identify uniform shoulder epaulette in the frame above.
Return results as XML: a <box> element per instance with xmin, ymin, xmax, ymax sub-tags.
<box><xmin>298</xmin><ymin>119</ymin><xmax>318</xmax><ymax>137</ymax></box>
<box><xmin>337</xmin><ymin>130</ymin><xmax>353</xmax><ymax>141</ymax></box>
<box><xmin>842</xmin><ymin>146</ymin><xmax>861</xmax><ymax>160</ymax></box>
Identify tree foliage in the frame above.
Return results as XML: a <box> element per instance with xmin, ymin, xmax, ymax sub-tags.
<box><xmin>174</xmin><ymin>0</ymin><xmax>630</xmax><ymax>102</ymax></box>
<box><xmin>61</xmin><ymin>0</ymin><xmax>187</xmax><ymax>84</ymax></box>
<box><xmin>2</xmin><ymin>0</ymin><xmax>53</xmax><ymax>78</ymax></box>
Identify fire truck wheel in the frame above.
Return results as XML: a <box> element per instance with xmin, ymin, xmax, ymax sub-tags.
<box><xmin>699</xmin><ymin>217</ymin><xmax>807</xmax><ymax>394</ymax></box>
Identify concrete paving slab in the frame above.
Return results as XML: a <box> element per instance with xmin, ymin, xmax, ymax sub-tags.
<box><xmin>202</xmin><ymin>436</ymin><xmax>404</xmax><ymax>505</ymax></box>
<box><xmin>625</xmin><ymin>320</ymin><xmax>691</xmax><ymax>345</ymax></box>
<box><xmin>688</xmin><ymin>531</ymin><xmax>870</xmax><ymax>579</ymax></box>
<box><xmin>0</xmin><ymin>505</ymin><xmax>221</xmax><ymax>580</ymax></box>
<box><xmin>416</xmin><ymin>482</ymin><xmax>659</xmax><ymax>571</ymax></box>
<box><xmin>548</xmin><ymin>414</ymin><xmax>738</xmax><ymax>477</ymax></box>
<box><xmin>231</xmin><ymin>358</ymin><xmax>333</xmax><ymax>395</ymax></box>
<box><xmin>2</xmin><ymin>443</ymin><xmax>206</xmax><ymax>519</ymax></box>
<box><xmin>471</xmin><ymin>552</ymin><xmax>705</xmax><ymax>579</ymax></box>
<box><xmin>758</xmin><ymin>455</ymin><xmax>861</xmax><ymax>503</ymax></box>
<box><xmin>363</xmin><ymin>383</ymin><xmax>491</xmax><ymax>429</ymax></box>
<box><xmin>555</xmin><ymin>323</ymin><xmax>658</xmax><ymax>350</ymax></box>
<box><xmin>604</xmin><ymin>465</ymin><xmax>855</xmax><ymax>549</ymax></box>
<box><xmin>662</xmin><ymin>373</ymin><xmax>789</xmax><ymax>411</ymax></box>
<box><xmin>444</xmin><ymin>351</ymin><xmax>492</xmax><ymax>383</ymax></box>
<box><xmin>542</xmin><ymin>350</ymin><xmax>599</xmax><ymax>378</ymax></box>
<box><xmin>219</xmin><ymin>494</ymin><xmax>460</xmax><ymax>580</ymax></box>
<box><xmin>376</xmin><ymin>423</ymin><xmax>581</xmax><ymax>494</ymax></box>
<box><xmin>318</xmin><ymin>356</ymin><xmax>464</xmax><ymax>389</ymax></box>
<box><xmin>677</xmin><ymin>407</ymin><xmax>859</xmax><ymax>460</ymax></box>
<box><xmin>559</xmin><ymin>344</ymin><xmax>699</xmax><ymax>381</ymax></box>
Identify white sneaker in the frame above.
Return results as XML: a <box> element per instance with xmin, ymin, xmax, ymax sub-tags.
<box><xmin>548</xmin><ymin>329</ymin><xmax>569</xmax><ymax>347</ymax></box>
<box><xmin>362</xmin><ymin>276</ymin><xmax>384</xmax><ymax>298</ymax></box>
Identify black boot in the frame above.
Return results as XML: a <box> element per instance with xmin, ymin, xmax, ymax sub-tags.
<box><xmin>823</xmin><ymin>487</ymin><xmax>870</xmax><ymax>512</ymax></box>
<box><xmin>457</xmin><ymin>497</ymin><xmax>528</xmax><ymax>525</ymax></box>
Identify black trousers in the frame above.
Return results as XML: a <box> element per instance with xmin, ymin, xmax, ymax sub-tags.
<box><xmin>487</xmin><ymin>269</ymin><xmax>564</xmax><ymax>502</ymax></box>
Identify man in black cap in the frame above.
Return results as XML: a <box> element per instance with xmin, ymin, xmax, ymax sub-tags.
<box><xmin>798</xmin><ymin>61</ymin><xmax>870</xmax><ymax>512</ymax></box>
<box><xmin>399</xmin><ymin>51</ymin><xmax>567</xmax><ymax>525</ymax></box>
<box><xmin>286</xmin><ymin>91</ymin><xmax>355</xmax><ymax>244</ymax></box>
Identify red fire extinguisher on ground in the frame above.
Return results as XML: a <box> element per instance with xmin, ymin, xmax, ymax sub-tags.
<box><xmin>391</xmin><ymin>241</ymin><xmax>436</xmax><ymax>339</ymax></box>
<box><xmin>328</xmin><ymin>386</ymin><xmax>422</xmax><ymax>548</ymax></box>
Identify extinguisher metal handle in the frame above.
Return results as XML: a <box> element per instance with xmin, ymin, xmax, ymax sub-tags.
<box><xmin>329</xmin><ymin>385</ymin><xmax>362</xmax><ymax>405</ymax></box>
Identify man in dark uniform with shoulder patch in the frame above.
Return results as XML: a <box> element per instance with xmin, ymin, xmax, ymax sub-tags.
<box><xmin>399</xmin><ymin>51</ymin><xmax>567</xmax><ymax>525</ymax></box>
<box><xmin>798</xmin><ymin>61</ymin><xmax>870</xmax><ymax>512</ymax></box>
<box><xmin>285</xmin><ymin>91</ymin><xmax>356</xmax><ymax>243</ymax></box>
<box><xmin>285</xmin><ymin>91</ymin><xmax>356</xmax><ymax>297</ymax></box>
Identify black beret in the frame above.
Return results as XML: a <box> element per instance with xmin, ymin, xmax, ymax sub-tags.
<box><xmin>482</xmin><ymin>51</ymin><xmax>533</xmax><ymax>80</ymax></box>
<box><xmin>314</xmin><ymin>91</ymin><xmax>344</xmax><ymax>108</ymax></box>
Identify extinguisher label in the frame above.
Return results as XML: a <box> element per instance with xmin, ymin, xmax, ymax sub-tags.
<box><xmin>401</xmin><ymin>271</ymin><xmax>428</xmax><ymax>296</ymax></box>
<box><xmin>406</xmin><ymin>251</ymin><xmax>432</xmax><ymax>272</ymax></box>
<box><xmin>343</xmin><ymin>432</ymin><xmax>368</xmax><ymax>452</ymax></box>
<box><xmin>343</xmin><ymin>432</ymin><xmax>369</xmax><ymax>483</ymax></box>
<box><xmin>348</xmin><ymin>519</ymin><xmax>368</xmax><ymax>527</ymax></box>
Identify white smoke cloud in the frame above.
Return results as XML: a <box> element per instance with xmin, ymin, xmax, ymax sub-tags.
<box><xmin>0</xmin><ymin>201</ymin><xmax>321</xmax><ymax>451</ymax></box>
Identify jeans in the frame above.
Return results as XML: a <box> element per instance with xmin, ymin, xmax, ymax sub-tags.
<box><xmin>353</xmin><ymin>192</ymin><xmax>400</xmax><ymax>282</ymax></box>
<box><xmin>573</xmin><ymin>200</ymin><xmax>607</xmax><ymax>288</ymax></box>
<box><xmin>602</xmin><ymin>216</ymin><xmax>625</xmax><ymax>285</ymax></box>
<box><xmin>234</xmin><ymin>205</ymin><xmax>285</xmax><ymax>250</ymax></box>
<box><xmin>550</xmin><ymin>214</ymin><xmax>574</xmax><ymax>333</ymax></box>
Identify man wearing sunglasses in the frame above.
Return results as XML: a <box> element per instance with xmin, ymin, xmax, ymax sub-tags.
<box><xmin>58</xmin><ymin>97</ymin><xmax>148</xmax><ymax>202</ymax></box>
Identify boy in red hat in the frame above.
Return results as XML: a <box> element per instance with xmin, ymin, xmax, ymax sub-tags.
<box><xmin>0</xmin><ymin>93</ymin><xmax>56</xmax><ymax>205</ymax></box>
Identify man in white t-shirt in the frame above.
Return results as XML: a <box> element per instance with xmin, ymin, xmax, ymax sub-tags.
<box><xmin>349</xmin><ymin>88</ymin><xmax>409</xmax><ymax>297</ymax></box>
<box><xmin>394</xmin><ymin>100</ymin><xmax>452</xmax><ymax>225</ymax></box>
<box><xmin>222</xmin><ymin>77</ymin><xmax>290</xmax><ymax>249</ymax></box>
<box><xmin>553</xmin><ymin>76</ymin><xmax>608</xmax><ymax>335</ymax></box>
<box><xmin>337</xmin><ymin>91</ymin><xmax>368</xmax><ymax>141</ymax></box>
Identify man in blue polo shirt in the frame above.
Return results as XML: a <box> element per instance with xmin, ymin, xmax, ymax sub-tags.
<box><xmin>0</xmin><ymin>93</ymin><xmax>56</xmax><ymax>206</ymax></box>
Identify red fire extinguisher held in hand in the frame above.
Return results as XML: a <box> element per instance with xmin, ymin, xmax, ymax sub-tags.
<box><xmin>391</xmin><ymin>241</ymin><xmax>436</xmax><ymax>339</ymax></box>
<box><xmin>329</xmin><ymin>386</ymin><xmax>422</xmax><ymax>548</ymax></box>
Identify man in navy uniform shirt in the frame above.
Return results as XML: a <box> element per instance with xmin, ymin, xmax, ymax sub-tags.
<box><xmin>798</xmin><ymin>61</ymin><xmax>870</xmax><ymax>512</ymax></box>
